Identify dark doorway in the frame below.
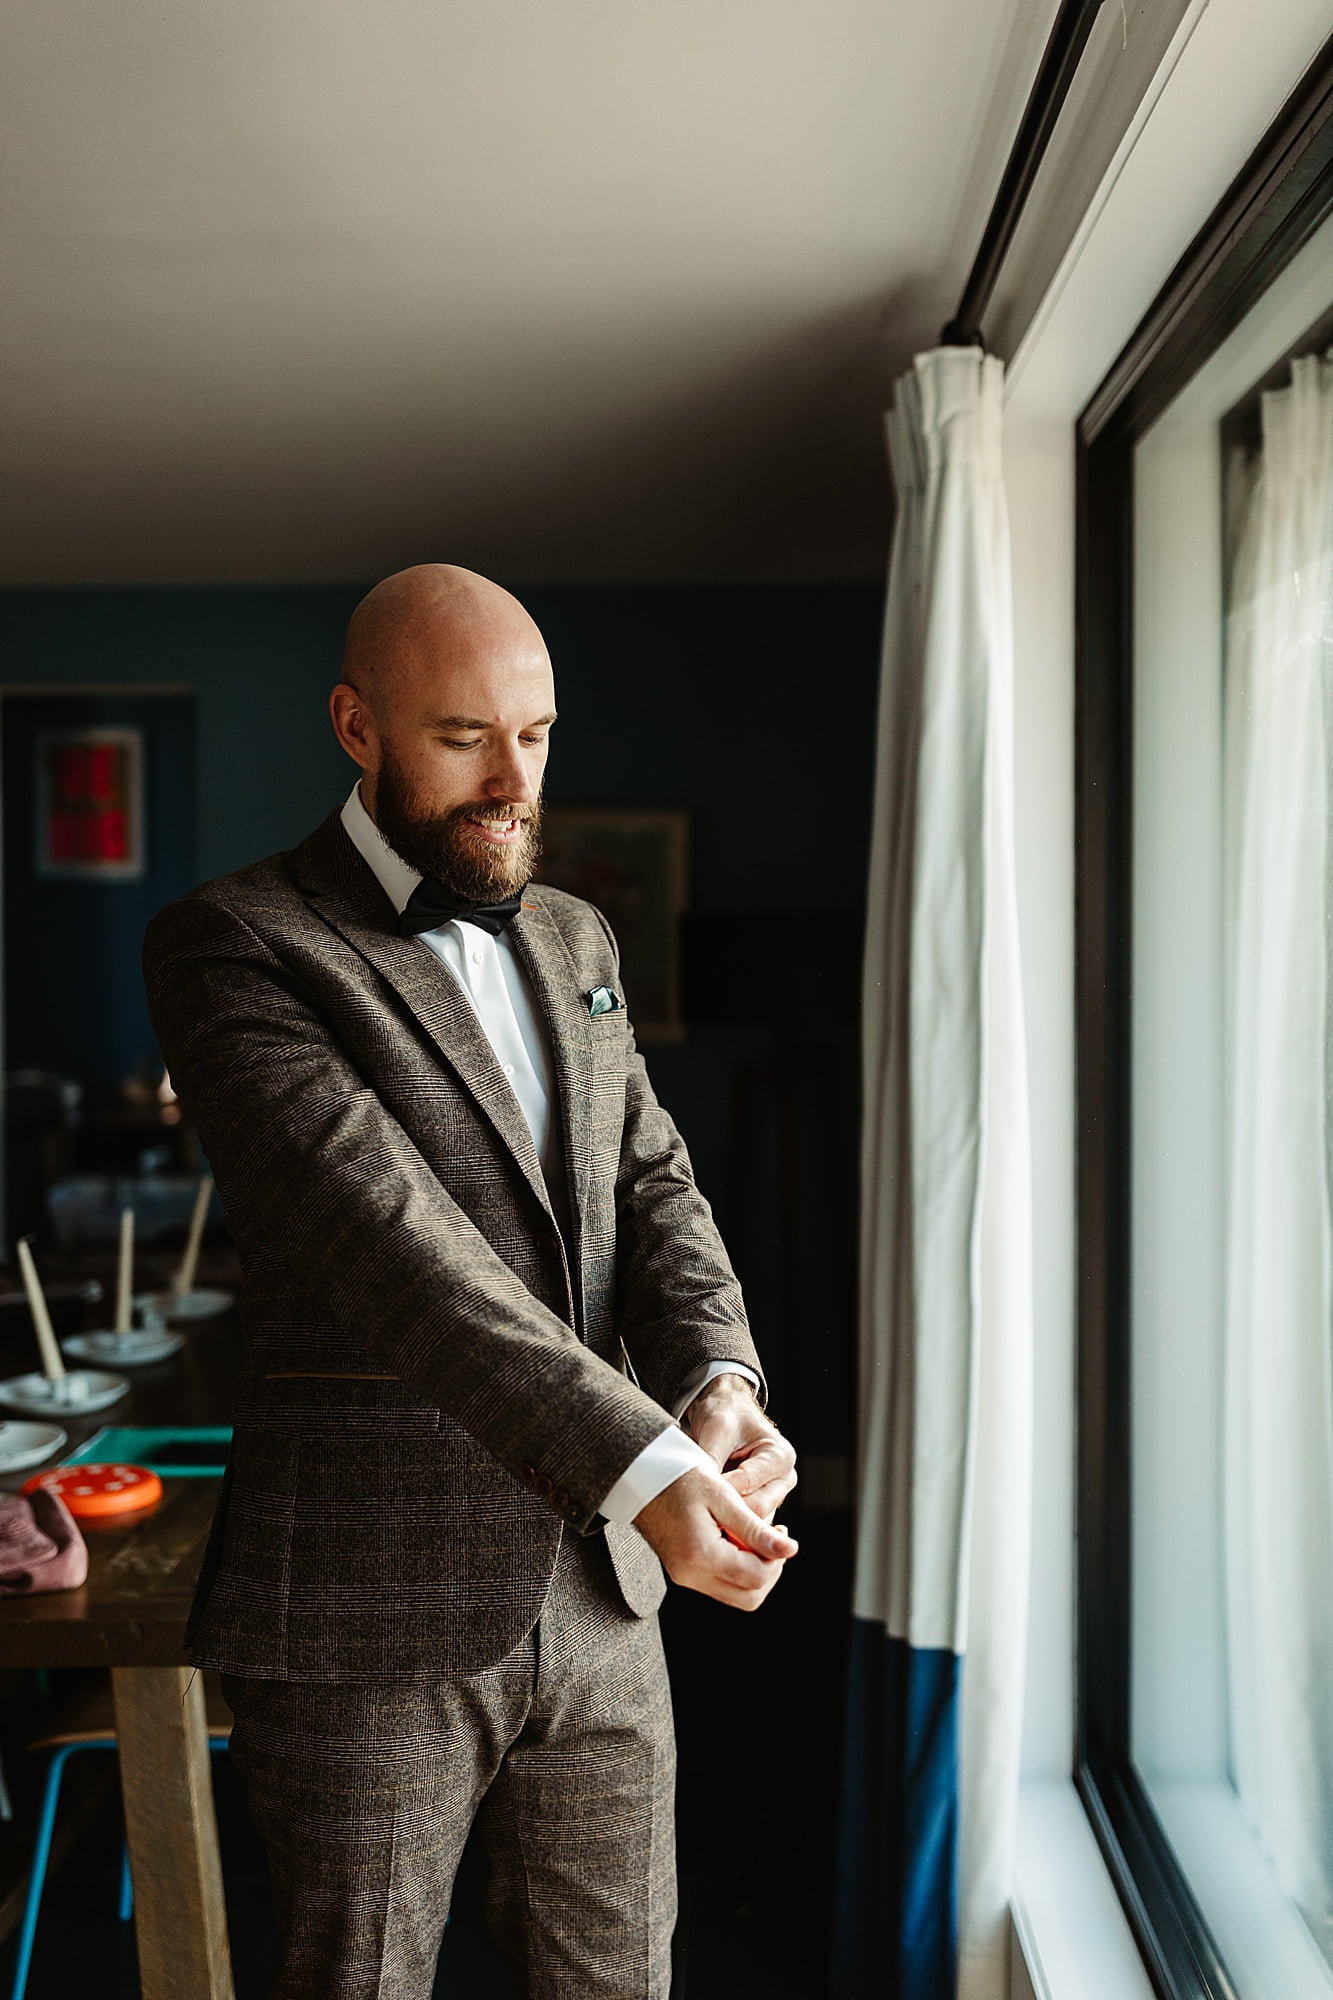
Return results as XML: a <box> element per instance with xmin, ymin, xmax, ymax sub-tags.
<box><xmin>2</xmin><ymin>690</ymin><xmax>197</xmax><ymax>1241</ymax></box>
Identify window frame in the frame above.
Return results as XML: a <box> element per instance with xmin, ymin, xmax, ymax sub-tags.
<box><xmin>1074</xmin><ymin>35</ymin><xmax>1333</xmax><ymax>2000</ymax></box>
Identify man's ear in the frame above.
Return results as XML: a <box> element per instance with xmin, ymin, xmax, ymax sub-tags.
<box><xmin>329</xmin><ymin>683</ymin><xmax>377</xmax><ymax>771</ymax></box>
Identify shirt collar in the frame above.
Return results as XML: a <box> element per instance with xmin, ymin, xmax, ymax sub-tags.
<box><xmin>340</xmin><ymin>782</ymin><xmax>421</xmax><ymax>919</ymax></box>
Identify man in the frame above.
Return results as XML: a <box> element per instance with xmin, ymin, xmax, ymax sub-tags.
<box><xmin>144</xmin><ymin>563</ymin><xmax>797</xmax><ymax>2000</ymax></box>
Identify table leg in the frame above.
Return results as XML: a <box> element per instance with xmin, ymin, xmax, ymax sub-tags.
<box><xmin>111</xmin><ymin>1665</ymin><xmax>234</xmax><ymax>2000</ymax></box>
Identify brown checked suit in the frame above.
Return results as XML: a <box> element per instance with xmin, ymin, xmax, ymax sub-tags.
<box><xmin>143</xmin><ymin>808</ymin><xmax>763</xmax><ymax>1997</ymax></box>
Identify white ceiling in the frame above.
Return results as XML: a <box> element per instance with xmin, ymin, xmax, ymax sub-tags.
<box><xmin>1</xmin><ymin>0</ymin><xmax>1061</xmax><ymax>584</ymax></box>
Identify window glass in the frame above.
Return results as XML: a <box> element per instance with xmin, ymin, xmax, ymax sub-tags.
<box><xmin>1131</xmin><ymin>205</ymin><xmax>1333</xmax><ymax>1997</ymax></box>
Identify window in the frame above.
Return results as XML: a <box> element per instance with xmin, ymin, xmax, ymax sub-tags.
<box><xmin>1076</xmin><ymin>39</ymin><xmax>1333</xmax><ymax>2000</ymax></box>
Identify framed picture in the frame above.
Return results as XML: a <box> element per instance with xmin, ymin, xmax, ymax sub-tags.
<box><xmin>35</xmin><ymin>727</ymin><xmax>145</xmax><ymax>880</ymax></box>
<box><xmin>537</xmin><ymin>808</ymin><xmax>688</xmax><ymax>1041</ymax></box>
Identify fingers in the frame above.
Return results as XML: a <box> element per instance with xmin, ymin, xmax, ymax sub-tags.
<box><xmin>728</xmin><ymin>1468</ymin><xmax>797</xmax><ymax>1514</ymax></box>
<box><xmin>731</xmin><ymin>1479</ymin><xmax>794</xmax><ymax>1524</ymax></box>
<box><xmin>671</xmin><ymin>1534</ymin><xmax>788</xmax><ymax>1612</ymax></box>
<box><xmin>631</xmin><ymin>1464</ymin><xmax>797</xmax><ymax>1612</ymax></box>
<box><xmin>710</xmin><ymin>1478</ymin><xmax>798</xmax><ymax>1563</ymax></box>
<box><xmin>726</xmin><ymin>1433</ymin><xmax>796</xmax><ymax>1491</ymax></box>
<box><xmin>687</xmin><ymin>1568</ymin><xmax>785</xmax><ymax>1613</ymax></box>
<box><xmin>723</xmin><ymin>1437</ymin><xmax>798</xmax><ymax>1526</ymax></box>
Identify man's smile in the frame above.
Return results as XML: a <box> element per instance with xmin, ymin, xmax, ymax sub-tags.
<box><xmin>463</xmin><ymin>813</ymin><xmax>525</xmax><ymax>845</ymax></box>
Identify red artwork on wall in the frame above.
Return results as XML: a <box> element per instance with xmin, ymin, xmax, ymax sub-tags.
<box><xmin>37</xmin><ymin>729</ymin><xmax>144</xmax><ymax>879</ymax></box>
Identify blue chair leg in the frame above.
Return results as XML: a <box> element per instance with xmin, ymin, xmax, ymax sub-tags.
<box><xmin>10</xmin><ymin>1745</ymin><xmax>76</xmax><ymax>2000</ymax></box>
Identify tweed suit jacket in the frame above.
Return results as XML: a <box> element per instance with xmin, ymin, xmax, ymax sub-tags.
<box><xmin>142</xmin><ymin>810</ymin><xmax>763</xmax><ymax>1681</ymax></box>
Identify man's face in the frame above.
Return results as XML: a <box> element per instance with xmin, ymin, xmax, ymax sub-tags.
<box><xmin>363</xmin><ymin>639</ymin><xmax>555</xmax><ymax>902</ymax></box>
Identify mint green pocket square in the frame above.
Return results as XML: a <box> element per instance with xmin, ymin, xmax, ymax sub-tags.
<box><xmin>587</xmin><ymin>986</ymin><xmax>622</xmax><ymax>1016</ymax></box>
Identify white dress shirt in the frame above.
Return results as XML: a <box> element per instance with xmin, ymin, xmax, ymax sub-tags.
<box><xmin>340</xmin><ymin>783</ymin><xmax>755</xmax><ymax>1523</ymax></box>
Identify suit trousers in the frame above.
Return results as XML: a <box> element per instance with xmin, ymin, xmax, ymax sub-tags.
<box><xmin>222</xmin><ymin>1530</ymin><xmax>677</xmax><ymax>2000</ymax></box>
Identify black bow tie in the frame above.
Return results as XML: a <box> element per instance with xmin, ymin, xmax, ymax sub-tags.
<box><xmin>397</xmin><ymin>880</ymin><xmax>526</xmax><ymax>938</ymax></box>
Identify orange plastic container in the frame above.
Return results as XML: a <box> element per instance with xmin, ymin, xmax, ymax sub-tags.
<box><xmin>22</xmin><ymin>1463</ymin><xmax>163</xmax><ymax>1519</ymax></box>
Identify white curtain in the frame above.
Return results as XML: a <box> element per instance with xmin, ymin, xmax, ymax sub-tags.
<box><xmin>1225</xmin><ymin>353</ymin><xmax>1333</xmax><ymax>1963</ymax></box>
<box><xmin>853</xmin><ymin>346</ymin><xmax>1033</xmax><ymax>1999</ymax></box>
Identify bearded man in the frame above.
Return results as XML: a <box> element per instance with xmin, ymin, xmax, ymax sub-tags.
<box><xmin>143</xmin><ymin>563</ymin><xmax>797</xmax><ymax>2000</ymax></box>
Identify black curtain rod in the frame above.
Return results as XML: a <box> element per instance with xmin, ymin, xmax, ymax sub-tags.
<box><xmin>941</xmin><ymin>0</ymin><xmax>1108</xmax><ymax>349</ymax></box>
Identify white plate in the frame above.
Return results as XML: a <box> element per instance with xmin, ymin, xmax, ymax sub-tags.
<box><xmin>0</xmin><ymin>1370</ymin><xmax>130</xmax><ymax>1416</ymax></box>
<box><xmin>136</xmin><ymin>1287</ymin><xmax>233</xmax><ymax>1322</ymax></box>
<box><xmin>63</xmin><ymin>1329</ymin><xmax>185</xmax><ymax>1368</ymax></box>
<box><xmin>0</xmin><ymin>1422</ymin><xmax>68</xmax><ymax>1473</ymax></box>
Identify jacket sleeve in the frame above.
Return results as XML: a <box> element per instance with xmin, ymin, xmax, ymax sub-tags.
<box><xmin>587</xmin><ymin>912</ymin><xmax>766</xmax><ymax>1413</ymax></box>
<box><xmin>144</xmin><ymin>891</ymin><xmax>676</xmax><ymax>1529</ymax></box>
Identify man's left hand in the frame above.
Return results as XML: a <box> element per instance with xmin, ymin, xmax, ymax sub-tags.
<box><xmin>683</xmin><ymin>1374</ymin><xmax>797</xmax><ymax>1523</ymax></box>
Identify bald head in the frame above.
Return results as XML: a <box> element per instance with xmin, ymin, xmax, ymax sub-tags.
<box><xmin>341</xmin><ymin>564</ymin><xmax>548</xmax><ymax>712</ymax></box>
<box><xmin>329</xmin><ymin>566</ymin><xmax>556</xmax><ymax>887</ymax></box>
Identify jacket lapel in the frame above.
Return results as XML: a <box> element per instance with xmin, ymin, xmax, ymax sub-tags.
<box><xmin>507</xmin><ymin>895</ymin><xmax>595</xmax><ymax>1264</ymax></box>
<box><xmin>289</xmin><ymin>815</ymin><xmax>555</xmax><ymax>1224</ymax></box>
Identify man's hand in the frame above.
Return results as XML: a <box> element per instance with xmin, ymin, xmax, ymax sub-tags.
<box><xmin>632</xmin><ymin>1464</ymin><xmax>798</xmax><ymax>1611</ymax></box>
<box><xmin>632</xmin><ymin>1378</ymin><xmax>799</xmax><ymax>1611</ymax></box>
<box><xmin>682</xmin><ymin>1373</ymin><xmax>797</xmax><ymax>1523</ymax></box>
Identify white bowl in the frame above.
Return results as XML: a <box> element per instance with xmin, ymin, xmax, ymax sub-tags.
<box><xmin>0</xmin><ymin>1422</ymin><xmax>67</xmax><ymax>1472</ymax></box>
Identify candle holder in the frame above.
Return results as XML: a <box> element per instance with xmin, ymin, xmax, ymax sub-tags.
<box><xmin>8</xmin><ymin>1237</ymin><xmax>128</xmax><ymax>1418</ymax></box>
<box><xmin>138</xmin><ymin>1175</ymin><xmax>229</xmax><ymax>1322</ymax></box>
<box><xmin>62</xmin><ymin>1323</ymin><xmax>184</xmax><ymax>1368</ymax></box>
<box><xmin>0</xmin><ymin>1370</ymin><xmax>129</xmax><ymax>1417</ymax></box>
<box><xmin>133</xmin><ymin>1285</ymin><xmax>233</xmax><ymax>1323</ymax></box>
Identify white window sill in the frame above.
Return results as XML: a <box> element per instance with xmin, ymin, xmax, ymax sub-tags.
<box><xmin>1013</xmin><ymin>1779</ymin><xmax>1333</xmax><ymax>2000</ymax></box>
<box><xmin>1013</xmin><ymin>1782</ymin><xmax>1155</xmax><ymax>2000</ymax></box>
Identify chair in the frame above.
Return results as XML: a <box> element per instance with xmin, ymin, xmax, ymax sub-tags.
<box><xmin>9</xmin><ymin>1672</ymin><xmax>232</xmax><ymax>2000</ymax></box>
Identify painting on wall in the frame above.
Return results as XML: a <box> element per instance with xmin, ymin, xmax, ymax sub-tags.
<box><xmin>536</xmin><ymin>808</ymin><xmax>688</xmax><ymax>1041</ymax></box>
<box><xmin>36</xmin><ymin>728</ymin><xmax>145</xmax><ymax>880</ymax></box>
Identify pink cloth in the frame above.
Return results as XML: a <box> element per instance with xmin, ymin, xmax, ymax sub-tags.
<box><xmin>0</xmin><ymin>1489</ymin><xmax>87</xmax><ymax>1596</ymax></box>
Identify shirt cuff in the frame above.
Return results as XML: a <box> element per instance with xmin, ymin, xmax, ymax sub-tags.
<box><xmin>669</xmin><ymin>1360</ymin><xmax>761</xmax><ymax>1422</ymax></box>
<box><xmin>598</xmin><ymin>1427</ymin><xmax>715</xmax><ymax>1525</ymax></box>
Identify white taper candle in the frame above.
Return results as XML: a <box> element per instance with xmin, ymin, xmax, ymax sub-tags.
<box><xmin>16</xmin><ymin>1239</ymin><xmax>66</xmax><ymax>1380</ymax></box>
<box><xmin>175</xmin><ymin>1175</ymin><xmax>213</xmax><ymax>1299</ymax></box>
<box><xmin>115</xmin><ymin>1206</ymin><xmax>134</xmax><ymax>1334</ymax></box>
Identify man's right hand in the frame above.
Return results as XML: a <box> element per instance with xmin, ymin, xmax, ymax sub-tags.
<box><xmin>632</xmin><ymin>1465</ymin><xmax>798</xmax><ymax>1611</ymax></box>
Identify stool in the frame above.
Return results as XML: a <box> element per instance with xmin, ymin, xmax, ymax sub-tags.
<box><xmin>10</xmin><ymin>1673</ymin><xmax>232</xmax><ymax>2000</ymax></box>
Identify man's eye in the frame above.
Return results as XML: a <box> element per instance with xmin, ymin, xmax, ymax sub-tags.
<box><xmin>442</xmin><ymin>738</ymin><xmax>482</xmax><ymax>750</ymax></box>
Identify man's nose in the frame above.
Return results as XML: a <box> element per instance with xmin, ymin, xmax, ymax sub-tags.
<box><xmin>482</xmin><ymin>742</ymin><xmax>536</xmax><ymax>804</ymax></box>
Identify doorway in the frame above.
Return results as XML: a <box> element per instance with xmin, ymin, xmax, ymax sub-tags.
<box><xmin>1</xmin><ymin>688</ymin><xmax>197</xmax><ymax>1243</ymax></box>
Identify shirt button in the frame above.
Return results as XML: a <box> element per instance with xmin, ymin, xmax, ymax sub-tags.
<box><xmin>471</xmin><ymin>949</ymin><xmax>485</xmax><ymax>965</ymax></box>
<box><xmin>503</xmin><ymin>1063</ymin><xmax>515</xmax><ymax>1077</ymax></box>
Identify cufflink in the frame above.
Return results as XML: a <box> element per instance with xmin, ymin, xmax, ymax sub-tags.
<box><xmin>587</xmin><ymin>986</ymin><xmax>622</xmax><ymax>1015</ymax></box>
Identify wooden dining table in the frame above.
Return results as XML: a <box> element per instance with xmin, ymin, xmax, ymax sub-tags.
<box><xmin>0</xmin><ymin>1277</ymin><xmax>240</xmax><ymax>2000</ymax></box>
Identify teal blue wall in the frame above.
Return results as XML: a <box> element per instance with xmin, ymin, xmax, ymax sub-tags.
<box><xmin>0</xmin><ymin>589</ymin><xmax>355</xmax><ymax>882</ymax></box>
<box><xmin>0</xmin><ymin>584</ymin><xmax>881</xmax><ymax>902</ymax></box>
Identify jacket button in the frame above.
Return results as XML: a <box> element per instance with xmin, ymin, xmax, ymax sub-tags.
<box><xmin>533</xmin><ymin>1472</ymin><xmax>553</xmax><ymax>1499</ymax></box>
<box><xmin>520</xmin><ymin>1463</ymin><xmax>537</xmax><ymax>1483</ymax></box>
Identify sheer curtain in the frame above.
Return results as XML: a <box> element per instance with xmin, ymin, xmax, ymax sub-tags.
<box><xmin>835</xmin><ymin>347</ymin><xmax>1032</xmax><ymax>2000</ymax></box>
<box><xmin>1225</xmin><ymin>353</ymin><xmax>1333</xmax><ymax>1965</ymax></box>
